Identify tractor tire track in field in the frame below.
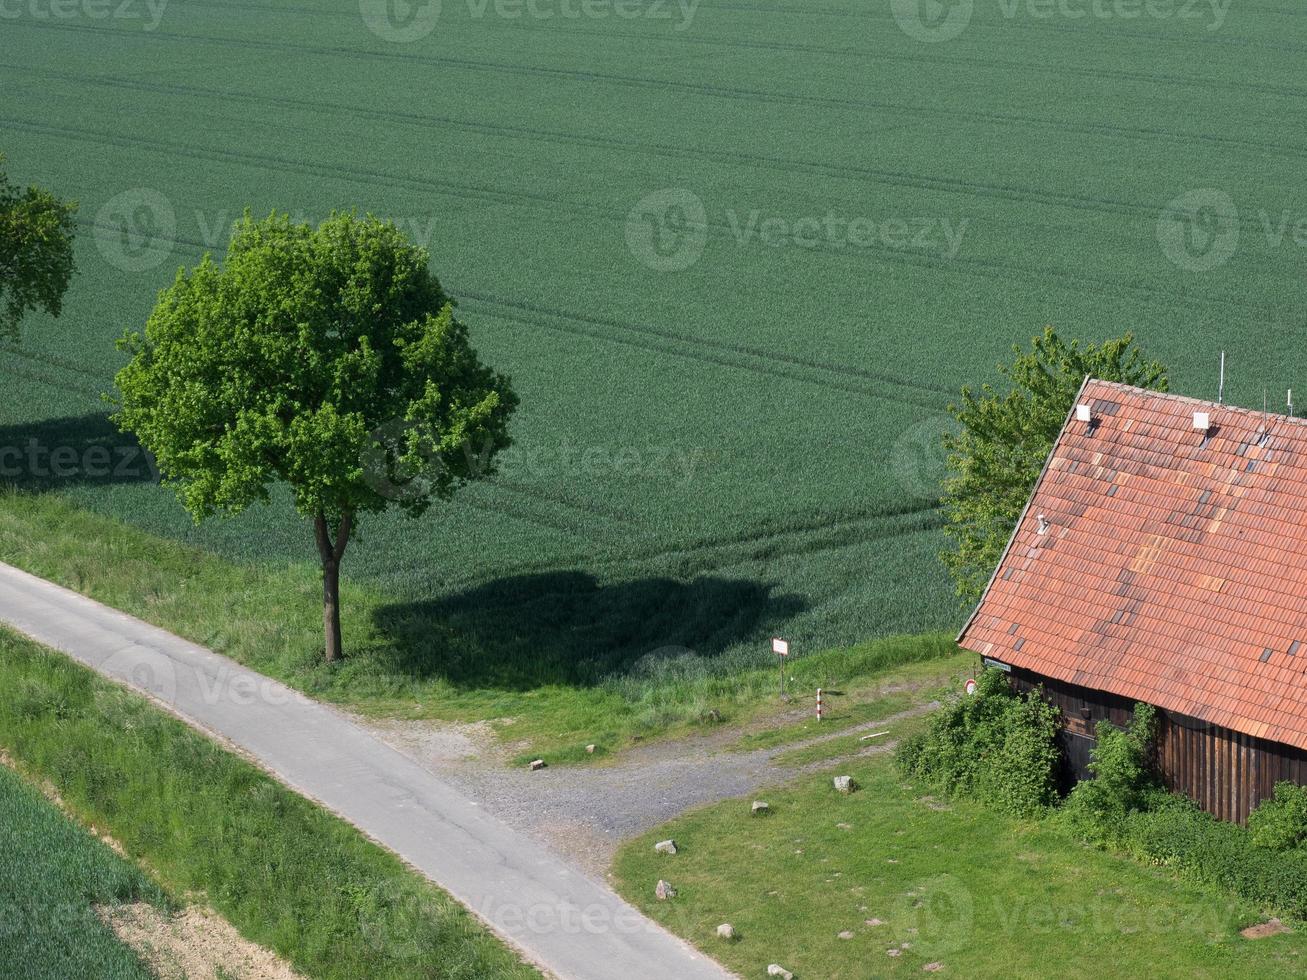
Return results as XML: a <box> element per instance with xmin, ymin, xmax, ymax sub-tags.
<box><xmin>433</xmin><ymin>500</ymin><xmax>946</xmax><ymax>595</ymax></box>
<box><xmin>0</xmin><ymin>343</ymin><xmax>107</xmax><ymax>384</ymax></box>
<box><xmin>11</xmin><ymin>60</ymin><xmax>1305</xmax><ymax>268</ymax></box>
<box><xmin>64</xmin><ymin>0</ymin><xmax>1307</xmax><ymax>81</ymax></box>
<box><xmin>13</xmin><ymin>93</ymin><xmax>1307</xmax><ymax>314</ymax></box>
<box><xmin>483</xmin><ymin>17</ymin><xmax>1307</xmax><ymax>75</ymax></box>
<box><xmin>0</xmin><ymin>359</ymin><xmax>104</xmax><ymax>406</ymax></box>
<box><xmin>459</xmin><ymin>292</ymin><xmax>955</xmax><ymax>400</ymax></box>
<box><xmin>14</xmin><ymin>19</ymin><xmax>1307</xmax><ymax>115</ymax></box>
<box><xmin>19</xmin><ymin>63</ymin><xmax>1307</xmax><ymax>201</ymax></box>
<box><xmin>71</xmin><ymin>214</ymin><xmax>957</xmax><ymax>411</ymax></box>
<box><xmin>29</xmin><ymin>118</ymin><xmax>1296</xmax><ymax>332</ymax></box>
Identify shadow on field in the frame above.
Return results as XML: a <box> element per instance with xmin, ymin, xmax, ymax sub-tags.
<box><xmin>0</xmin><ymin>414</ymin><xmax>157</xmax><ymax>491</ymax></box>
<box><xmin>374</xmin><ymin>571</ymin><xmax>805</xmax><ymax>690</ymax></box>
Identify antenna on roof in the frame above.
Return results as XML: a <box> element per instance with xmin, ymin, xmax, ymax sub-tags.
<box><xmin>1218</xmin><ymin>351</ymin><xmax>1226</xmax><ymax>405</ymax></box>
<box><xmin>1290</xmin><ymin>389</ymin><xmax>1295</xmax><ymax>417</ymax></box>
<box><xmin>1264</xmin><ymin>387</ymin><xmax>1268</xmax><ymax>414</ymax></box>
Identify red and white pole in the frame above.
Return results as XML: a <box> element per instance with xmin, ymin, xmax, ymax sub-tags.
<box><xmin>817</xmin><ymin>688</ymin><xmax>824</xmax><ymax>722</ymax></box>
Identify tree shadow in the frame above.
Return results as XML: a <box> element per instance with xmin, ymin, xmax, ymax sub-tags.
<box><xmin>373</xmin><ymin>571</ymin><xmax>806</xmax><ymax>691</ymax></box>
<box><xmin>0</xmin><ymin>414</ymin><xmax>157</xmax><ymax>491</ymax></box>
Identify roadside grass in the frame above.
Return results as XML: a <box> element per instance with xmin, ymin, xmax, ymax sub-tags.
<box><xmin>0</xmin><ymin>626</ymin><xmax>539</xmax><ymax>980</ymax></box>
<box><xmin>729</xmin><ymin>653</ymin><xmax>973</xmax><ymax>754</ymax></box>
<box><xmin>613</xmin><ymin>758</ymin><xmax>1304</xmax><ymax>979</ymax></box>
<box><xmin>0</xmin><ymin>490</ymin><xmax>963</xmax><ymax>762</ymax></box>
<box><xmin>0</xmin><ymin>762</ymin><xmax>163</xmax><ymax>979</ymax></box>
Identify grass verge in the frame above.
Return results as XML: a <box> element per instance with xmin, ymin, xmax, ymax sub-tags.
<box><xmin>0</xmin><ymin>626</ymin><xmax>538</xmax><ymax>980</ymax></box>
<box><xmin>0</xmin><ymin>490</ymin><xmax>963</xmax><ymax>761</ymax></box>
<box><xmin>613</xmin><ymin>757</ymin><xmax>1304</xmax><ymax>978</ymax></box>
<box><xmin>0</xmin><ymin>762</ymin><xmax>163</xmax><ymax>978</ymax></box>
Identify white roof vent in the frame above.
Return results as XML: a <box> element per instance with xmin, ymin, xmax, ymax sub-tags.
<box><xmin>1193</xmin><ymin>411</ymin><xmax>1211</xmax><ymax>431</ymax></box>
<box><xmin>1036</xmin><ymin>513</ymin><xmax>1050</xmax><ymax>535</ymax></box>
<box><xmin>1076</xmin><ymin>403</ymin><xmax>1093</xmax><ymax>423</ymax></box>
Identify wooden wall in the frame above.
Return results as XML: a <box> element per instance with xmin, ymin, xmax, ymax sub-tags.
<box><xmin>1008</xmin><ymin>667</ymin><xmax>1307</xmax><ymax>823</ymax></box>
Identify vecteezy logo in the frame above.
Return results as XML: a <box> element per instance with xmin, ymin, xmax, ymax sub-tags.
<box><xmin>94</xmin><ymin>188</ymin><xmax>176</xmax><ymax>273</ymax></box>
<box><xmin>890</xmin><ymin>0</ymin><xmax>974</xmax><ymax>42</ymax></box>
<box><xmin>359</xmin><ymin>0</ymin><xmax>441</xmax><ymax>42</ymax></box>
<box><xmin>891</xmin><ymin>414</ymin><xmax>958</xmax><ymax>499</ymax></box>
<box><xmin>360</xmin><ymin>417</ymin><xmax>442</xmax><ymax>502</ymax></box>
<box><xmin>892</xmin><ymin>874</ymin><xmax>975</xmax><ymax>955</ymax></box>
<box><xmin>1157</xmin><ymin>189</ymin><xmax>1240</xmax><ymax>272</ymax></box>
<box><xmin>624</xmin><ymin>188</ymin><xmax>709</xmax><ymax>273</ymax></box>
<box><xmin>100</xmin><ymin>645</ymin><xmax>178</xmax><ymax>706</ymax></box>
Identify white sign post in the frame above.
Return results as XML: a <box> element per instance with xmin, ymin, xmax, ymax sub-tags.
<box><xmin>772</xmin><ymin>637</ymin><xmax>789</xmax><ymax>698</ymax></box>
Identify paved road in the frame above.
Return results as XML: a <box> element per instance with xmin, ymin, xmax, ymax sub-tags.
<box><xmin>0</xmin><ymin>561</ymin><xmax>733</xmax><ymax>980</ymax></box>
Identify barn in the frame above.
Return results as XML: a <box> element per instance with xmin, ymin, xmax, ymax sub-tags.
<box><xmin>957</xmin><ymin>377</ymin><xmax>1307</xmax><ymax>823</ymax></box>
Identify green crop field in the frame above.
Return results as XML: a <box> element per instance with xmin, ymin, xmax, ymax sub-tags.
<box><xmin>2</xmin><ymin>0</ymin><xmax>1305</xmax><ymax>671</ymax></box>
<box><xmin>0</xmin><ymin>762</ymin><xmax>163</xmax><ymax>978</ymax></box>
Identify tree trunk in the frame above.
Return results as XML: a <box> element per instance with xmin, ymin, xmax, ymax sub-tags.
<box><xmin>313</xmin><ymin>510</ymin><xmax>353</xmax><ymax>664</ymax></box>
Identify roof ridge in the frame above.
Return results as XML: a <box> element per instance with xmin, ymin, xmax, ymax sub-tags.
<box><xmin>1087</xmin><ymin>378</ymin><xmax>1307</xmax><ymax>427</ymax></box>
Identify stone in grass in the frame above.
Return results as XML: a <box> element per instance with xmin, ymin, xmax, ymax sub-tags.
<box><xmin>923</xmin><ymin>964</ymin><xmax>945</xmax><ymax>974</ymax></box>
<box><xmin>529</xmin><ymin>759</ymin><xmax>546</xmax><ymax>771</ymax></box>
<box><xmin>751</xmin><ymin>800</ymin><xmax>770</xmax><ymax>816</ymax></box>
<box><xmin>833</xmin><ymin>775</ymin><xmax>856</xmax><ymax>794</ymax></box>
<box><xmin>655</xmin><ymin>839</ymin><xmax>678</xmax><ymax>855</ymax></box>
<box><xmin>767</xmin><ymin>965</ymin><xmax>793</xmax><ymax>980</ymax></box>
<box><xmin>837</xmin><ymin>930</ymin><xmax>855</xmax><ymax>940</ymax></box>
<box><xmin>655</xmin><ymin>879</ymin><xmax>676</xmax><ymax>900</ymax></box>
<box><xmin>886</xmin><ymin>948</ymin><xmax>903</xmax><ymax>958</ymax></box>
<box><xmin>716</xmin><ymin>923</ymin><xmax>736</xmax><ymax>940</ymax></box>
<box><xmin>585</xmin><ymin>744</ymin><xmax>596</xmax><ymax>754</ymax></box>
<box><xmin>865</xmin><ymin>918</ymin><xmax>886</xmax><ymax>927</ymax></box>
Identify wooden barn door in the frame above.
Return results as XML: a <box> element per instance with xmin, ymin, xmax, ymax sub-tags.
<box><xmin>1060</xmin><ymin>730</ymin><xmax>1096</xmax><ymax>790</ymax></box>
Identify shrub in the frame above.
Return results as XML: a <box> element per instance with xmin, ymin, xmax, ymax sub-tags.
<box><xmin>1248</xmin><ymin>782</ymin><xmax>1307</xmax><ymax>852</ymax></box>
<box><xmin>1059</xmin><ymin>703</ymin><xmax>1157</xmax><ymax>844</ymax></box>
<box><xmin>895</xmin><ymin>667</ymin><xmax>1060</xmax><ymax>817</ymax></box>
<box><xmin>1122</xmin><ymin>795</ymin><xmax>1307</xmax><ymax>919</ymax></box>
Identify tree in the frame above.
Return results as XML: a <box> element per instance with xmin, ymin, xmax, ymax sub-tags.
<box><xmin>941</xmin><ymin>327</ymin><xmax>1166</xmax><ymax>603</ymax></box>
<box><xmin>0</xmin><ymin>154</ymin><xmax>77</xmax><ymax>339</ymax></box>
<box><xmin>113</xmin><ymin>212</ymin><xmax>518</xmax><ymax>662</ymax></box>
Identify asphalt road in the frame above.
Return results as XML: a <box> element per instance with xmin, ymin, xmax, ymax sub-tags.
<box><xmin>0</xmin><ymin>560</ymin><xmax>734</xmax><ymax>980</ymax></box>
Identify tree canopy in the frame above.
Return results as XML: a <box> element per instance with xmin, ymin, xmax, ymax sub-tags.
<box><xmin>114</xmin><ymin>211</ymin><xmax>518</xmax><ymax>660</ymax></box>
<box><xmin>0</xmin><ymin>154</ymin><xmax>77</xmax><ymax>339</ymax></box>
<box><xmin>940</xmin><ymin>327</ymin><xmax>1167</xmax><ymax>604</ymax></box>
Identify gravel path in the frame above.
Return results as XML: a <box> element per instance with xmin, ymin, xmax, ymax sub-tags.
<box><xmin>357</xmin><ymin>703</ymin><xmax>937</xmax><ymax>878</ymax></box>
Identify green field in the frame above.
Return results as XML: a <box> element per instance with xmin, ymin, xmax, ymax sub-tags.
<box><xmin>2</xmin><ymin>1</ymin><xmax>1305</xmax><ymax>668</ymax></box>
<box><xmin>0</xmin><ymin>762</ymin><xmax>163</xmax><ymax>978</ymax></box>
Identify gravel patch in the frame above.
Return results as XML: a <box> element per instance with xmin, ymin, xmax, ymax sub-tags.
<box><xmin>355</xmin><ymin>704</ymin><xmax>935</xmax><ymax>877</ymax></box>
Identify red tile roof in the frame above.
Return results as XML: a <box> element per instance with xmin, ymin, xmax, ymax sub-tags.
<box><xmin>958</xmin><ymin>378</ymin><xmax>1307</xmax><ymax>750</ymax></box>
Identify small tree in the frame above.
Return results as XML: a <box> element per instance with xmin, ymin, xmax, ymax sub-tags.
<box><xmin>114</xmin><ymin>212</ymin><xmax>517</xmax><ymax>662</ymax></box>
<box><xmin>941</xmin><ymin>327</ymin><xmax>1166</xmax><ymax>603</ymax></box>
<box><xmin>0</xmin><ymin>154</ymin><xmax>77</xmax><ymax>339</ymax></box>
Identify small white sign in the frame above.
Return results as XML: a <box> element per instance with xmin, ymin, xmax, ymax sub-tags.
<box><xmin>772</xmin><ymin>637</ymin><xmax>789</xmax><ymax>657</ymax></box>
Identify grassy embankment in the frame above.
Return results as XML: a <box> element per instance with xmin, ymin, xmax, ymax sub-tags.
<box><xmin>0</xmin><ymin>625</ymin><xmax>539</xmax><ymax>980</ymax></box>
<box><xmin>614</xmin><ymin>752</ymin><xmax>1304</xmax><ymax>979</ymax></box>
<box><xmin>0</xmin><ymin>489</ymin><xmax>965</xmax><ymax>763</ymax></box>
